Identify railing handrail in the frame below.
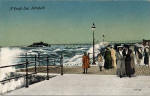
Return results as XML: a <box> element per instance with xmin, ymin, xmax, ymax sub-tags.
<box><xmin>0</xmin><ymin>61</ymin><xmax>37</xmax><ymax>69</ymax></box>
<box><xmin>17</xmin><ymin>56</ymin><xmax>60</xmax><ymax>60</ymax></box>
<box><xmin>0</xmin><ymin>53</ymin><xmax>64</xmax><ymax>88</ymax></box>
<box><xmin>0</xmin><ymin>62</ymin><xmax>26</xmax><ymax>69</ymax></box>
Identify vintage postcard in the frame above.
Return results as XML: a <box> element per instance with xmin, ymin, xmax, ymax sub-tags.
<box><xmin>0</xmin><ymin>0</ymin><xmax>150</xmax><ymax>96</ymax></box>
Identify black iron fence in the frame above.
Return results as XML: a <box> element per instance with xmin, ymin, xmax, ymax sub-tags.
<box><xmin>0</xmin><ymin>53</ymin><xmax>63</xmax><ymax>88</ymax></box>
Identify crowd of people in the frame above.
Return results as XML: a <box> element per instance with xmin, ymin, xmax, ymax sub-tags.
<box><xmin>82</xmin><ymin>44</ymin><xmax>150</xmax><ymax>78</ymax></box>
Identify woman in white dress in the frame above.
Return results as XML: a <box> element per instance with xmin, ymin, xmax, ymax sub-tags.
<box><xmin>97</xmin><ymin>53</ymin><xmax>103</xmax><ymax>71</ymax></box>
<box><xmin>116</xmin><ymin>46</ymin><xmax>126</xmax><ymax>78</ymax></box>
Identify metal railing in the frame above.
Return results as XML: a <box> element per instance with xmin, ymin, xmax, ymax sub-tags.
<box><xmin>0</xmin><ymin>53</ymin><xmax>63</xmax><ymax>88</ymax></box>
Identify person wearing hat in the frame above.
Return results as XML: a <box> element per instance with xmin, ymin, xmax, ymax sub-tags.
<box><xmin>110</xmin><ymin>46</ymin><xmax>117</xmax><ymax>68</ymax></box>
<box><xmin>124</xmin><ymin>46</ymin><xmax>135</xmax><ymax>77</ymax></box>
<box><xmin>136</xmin><ymin>47</ymin><xmax>143</xmax><ymax>66</ymax></box>
<box><xmin>104</xmin><ymin>47</ymin><xmax>112</xmax><ymax>69</ymax></box>
<box><xmin>116</xmin><ymin>46</ymin><xmax>126</xmax><ymax>78</ymax></box>
<box><xmin>97</xmin><ymin>53</ymin><xmax>103</xmax><ymax>71</ymax></box>
<box><xmin>82</xmin><ymin>52</ymin><xmax>90</xmax><ymax>74</ymax></box>
<box><xmin>144</xmin><ymin>47</ymin><xmax>149</xmax><ymax>66</ymax></box>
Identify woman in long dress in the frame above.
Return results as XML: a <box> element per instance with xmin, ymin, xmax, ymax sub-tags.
<box><xmin>110</xmin><ymin>47</ymin><xmax>117</xmax><ymax>68</ymax></box>
<box><xmin>136</xmin><ymin>48</ymin><xmax>143</xmax><ymax>66</ymax></box>
<box><xmin>144</xmin><ymin>47</ymin><xmax>149</xmax><ymax>66</ymax></box>
<box><xmin>125</xmin><ymin>47</ymin><xmax>135</xmax><ymax>77</ymax></box>
<box><xmin>116</xmin><ymin>46</ymin><xmax>126</xmax><ymax>78</ymax></box>
<box><xmin>104</xmin><ymin>48</ymin><xmax>112</xmax><ymax>69</ymax></box>
<box><xmin>97</xmin><ymin>53</ymin><xmax>103</xmax><ymax>71</ymax></box>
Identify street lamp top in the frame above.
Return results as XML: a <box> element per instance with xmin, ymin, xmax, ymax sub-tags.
<box><xmin>91</xmin><ymin>22</ymin><xmax>96</xmax><ymax>31</ymax></box>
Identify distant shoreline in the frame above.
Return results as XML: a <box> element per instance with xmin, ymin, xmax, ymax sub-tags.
<box><xmin>0</xmin><ymin>44</ymin><xmax>92</xmax><ymax>47</ymax></box>
<box><xmin>0</xmin><ymin>40</ymin><xmax>144</xmax><ymax>47</ymax></box>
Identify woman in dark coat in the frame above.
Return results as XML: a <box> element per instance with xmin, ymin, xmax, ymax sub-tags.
<box><xmin>144</xmin><ymin>47</ymin><xmax>149</xmax><ymax>66</ymax></box>
<box><xmin>104</xmin><ymin>48</ymin><xmax>112</xmax><ymax>69</ymax></box>
<box><xmin>125</xmin><ymin>48</ymin><xmax>135</xmax><ymax>77</ymax></box>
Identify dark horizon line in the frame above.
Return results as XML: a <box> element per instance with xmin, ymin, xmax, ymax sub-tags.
<box><xmin>0</xmin><ymin>40</ymin><xmax>146</xmax><ymax>47</ymax></box>
<box><xmin>0</xmin><ymin>38</ymin><xmax>149</xmax><ymax>47</ymax></box>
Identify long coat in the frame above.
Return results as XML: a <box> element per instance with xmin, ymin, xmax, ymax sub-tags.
<box><xmin>116</xmin><ymin>52</ymin><xmax>126</xmax><ymax>76</ymax></box>
<box><xmin>136</xmin><ymin>50</ymin><xmax>143</xmax><ymax>65</ymax></box>
<box><xmin>144</xmin><ymin>50</ymin><xmax>149</xmax><ymax>65</ymax></box>
<box><xmin>82</xmin><ymin>55</ymin><xmax>90</xmax><ymax>69</ymax></box>
<box><xmin>125</xmin><ymin>49</ymin><xmax>135</xmax><ymax>76</ymax></box>
<box><xmin>130</xmin><ymin>52</ymin><xmax>135</xmax><ymax>72</ymax></box>
<box><xmin>111</xmin><ymin>48</ymin><xmax>117</xmax><ymax>68</ymax></box>
<box><xmin>104</xmin><ymin>49</ymin><xmax>112</xmax><ymax>69</ymax></box>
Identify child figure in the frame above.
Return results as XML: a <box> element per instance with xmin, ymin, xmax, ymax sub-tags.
<box><xmin>97</xmin><ymin>53</ymin><xmax>103</xmax><ymax>71</ymax></box>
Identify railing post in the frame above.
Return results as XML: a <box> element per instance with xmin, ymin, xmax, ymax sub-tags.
<box><xmin>35</xmin><ymin>55</ymin><xmax>37</xmax><ymax>73</ymax></box>
<box><xmin>46</xmin><ymin>55</ymin><xmax>49</xmax><ymax>80</ymax></box>
<box><xmin>60</xmin><ymin>53</ymin><xmax>63</xmax><ymax>75</ymax></box>
<box><xmin>25</xmin><ymin>54</ymin><xmax>29</xmax><ymax>88</ymax></box>
<box><xmin>38</xmin><ymin>52</ymin><xmax>40</xmax><ymax>67</ymax></box>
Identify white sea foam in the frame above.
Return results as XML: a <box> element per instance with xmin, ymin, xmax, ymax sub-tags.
<box><xmin>87</xmin><ymin>42</ymin><xmax>109</xmax><ymax>58</ymax></box>
<box><xmin>0</xmin><ymin>47</ymin><xmax>25</xmax><ymax>94</ymax></box>
<box><xmin>64</xmin><ymin>42</ymin><xmax>109</xmax><ymax>66</ymax></box>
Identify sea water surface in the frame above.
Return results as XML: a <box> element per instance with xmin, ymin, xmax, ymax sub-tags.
<box><xmin>17</xmin><ymin>42</ymin><xmax>107</xmax><ymax>67</ymax></box>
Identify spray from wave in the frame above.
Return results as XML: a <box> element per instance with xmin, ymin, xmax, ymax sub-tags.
<box><xmin>0</xmin><ymin>47</ymin><xmax>25</xmax><ymax>94</ymax></box>
<box><xmin>64</xmin><ymin>42</ymin><xmax>109</xmax><ymax>66</ymax></box>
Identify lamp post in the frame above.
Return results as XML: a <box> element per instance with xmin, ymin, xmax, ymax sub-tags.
<box><xmin>91</xmin><ymin>23</ymin><xmax>96</xmax><ymax>65</ymax></box>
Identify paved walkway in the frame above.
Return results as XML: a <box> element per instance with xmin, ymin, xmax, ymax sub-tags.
<box><xmin>19</xmin><ymin>65</ymin><xmax>150</xmax><ymax>75</ymax></box>
<box><xmin>4</xmin><ymin>74</ymin><xmax>150</xmax><ymax>96</ymax></box>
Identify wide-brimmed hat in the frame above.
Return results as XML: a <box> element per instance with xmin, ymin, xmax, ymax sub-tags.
<box><xmin>124</xmin><ymin>44</ymin><xmax>129</xmax><ymax>49</ymax></box>
<box><xmin>110</xmin><ymin>45</ymin><xmax>114</xmax><ymax>48</ymax></box>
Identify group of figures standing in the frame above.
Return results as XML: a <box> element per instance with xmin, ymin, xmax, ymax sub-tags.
<box><xmin>116</xmin><ymin>46</ymin><xmax>135</xmax><ymax>78</ymax></box>
<box><xmin>135</xmin><ymin>46</ymin><xmax>149</xmax><ymax>66</ymax></box>
<box><xmin>82</xmin><ymin>44</ymin><xmax>150</xmax><ymax>78</ymax></box>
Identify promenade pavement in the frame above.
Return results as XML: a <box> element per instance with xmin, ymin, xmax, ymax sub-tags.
<box><xmin>4</xmin><ymin>74</ymin><xmax>150</xmax><ymax>96</ymax></box>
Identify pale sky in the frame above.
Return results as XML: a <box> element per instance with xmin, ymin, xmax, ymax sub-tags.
<box><xmin>0</xmin><ymin>0</ymin><xmax>150</xmax><ymax>46</ymax></box>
